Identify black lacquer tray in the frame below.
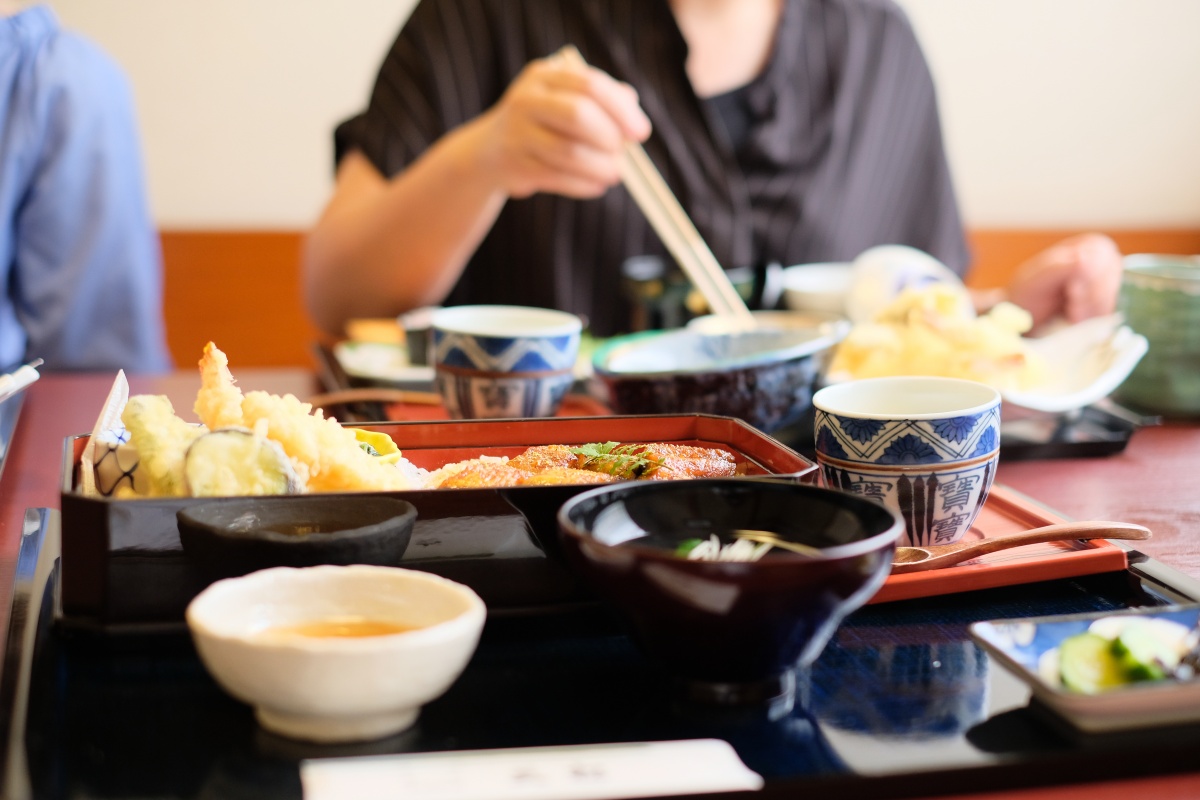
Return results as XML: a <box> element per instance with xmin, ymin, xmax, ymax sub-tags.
<box><xmin>59</xmin><ymin>414</ymin><xmax>815</xmax><ymax>630</ymax></box>
<box><xmin>5</xmin><ymin>505</ymin><xmax>1200</xmax><ymax>800</ymax></box>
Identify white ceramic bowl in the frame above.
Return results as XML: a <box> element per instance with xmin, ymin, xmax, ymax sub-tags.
<box><xmin>781</xmin><ymin>262</ymin><xmax>854</xmax><ymax>315</ymax></box>
<box><xmin>186</xmin><ymin>565</ymin><xmax>486</xmax><ymax>743</ymax></box>
<box><xmin>845</xmin><ymin>245</ymin><xmax>971</xmax><ymax>324</ymax></box>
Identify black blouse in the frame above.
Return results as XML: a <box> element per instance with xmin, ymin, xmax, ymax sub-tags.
<box><xmin>335</xmin><ymin>0</ymin><xmax>970</xmax><ymax>336</ymax></box>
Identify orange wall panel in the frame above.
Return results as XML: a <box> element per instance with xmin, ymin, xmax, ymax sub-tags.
<box><xmin>159</xmin><ymin>228</ymin><xmax>1200</xmax><ymax>368</ymax></box>
<box><xmin>160</xmin><ymin>230</ymin><xmax>326</xmax><ymax>368</ymax></box>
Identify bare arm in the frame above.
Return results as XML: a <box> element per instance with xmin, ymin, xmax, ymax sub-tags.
<box><xmin>303</xmin><ymin>57</ymin><xmax>651</xmax><ymax>337</ymax></box>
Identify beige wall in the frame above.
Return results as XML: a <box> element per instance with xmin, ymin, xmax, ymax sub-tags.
<box><xmin>52</xmin><ymin>0</ymin><xmax>1200</xmax><ymax>230</ymax></box>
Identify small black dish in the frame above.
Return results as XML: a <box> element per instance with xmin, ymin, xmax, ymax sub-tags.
<box><xmin>177</xmin><ymin>495</ymin><xmax>417</xmax><ymax>579</ymax></box>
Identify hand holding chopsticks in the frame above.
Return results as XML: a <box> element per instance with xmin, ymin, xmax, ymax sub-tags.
<box><xmin>555</xmin><ymin>46</ymin><xmax>756</xmax><ymax>328</ymax></box>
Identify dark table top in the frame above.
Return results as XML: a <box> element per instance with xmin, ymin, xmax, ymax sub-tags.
<box><xmin>1</xmin><ymin>369</ymin><xmax>1198</xmax><ymax>800</ymax></box>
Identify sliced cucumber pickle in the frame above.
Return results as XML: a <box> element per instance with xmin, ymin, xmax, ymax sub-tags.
<box><xmin>1113</xmin><ymin>622</ymin><xmax>1179</xmax><ymax>681</ymax></box>
<box><xmin>1059</xmin><ymin>632</ymin><xmax>1129</xmax><ymax>694</ymax></box>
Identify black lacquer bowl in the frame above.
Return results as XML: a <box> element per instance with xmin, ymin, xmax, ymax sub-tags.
<box><xmin>590</xmin><ymin>324</ymin><xmax>843</xmax><ymax>433</ymax></box>
<box><xmin>557</xmin><ymin>480</ymin><xmax>903</xmax><ymax>696</ymax></box>
<box><xmin>177</xmin><ymin>495</ymin><xmax>417</xmax><ymax>579</ymax></box>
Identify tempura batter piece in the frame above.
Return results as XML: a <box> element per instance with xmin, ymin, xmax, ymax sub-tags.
<box><xmin>239</xmin><ymin>390</ymin><xmax>412</xmax><ymax>492</ymax></box>
<box><xmin>121</xmin><ymin>394</ymin><xmax>208</xmax><ymax>497</ymax></box>
<box><xmin>193</xmin><ymin>342</ymin><xmax>414</xmax><ymax>492</ymax></box>
<box><xmin>507</xmin><ymin>444</ymin><xmax>583</xmax><ymax>472</ymax></box>
<box><xmin>519</xmin><ymin>467</ymin><xmax>616</xmax><ymax>486</ymax></box>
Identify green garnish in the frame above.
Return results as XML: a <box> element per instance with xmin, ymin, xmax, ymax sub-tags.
<box><xmin>357</xmin><ymin>442</ymin><xmax>381</xmax><ymax>457</ymax></box>
<box><xmin>675</xmin><ymin>538</ymin><xmax>705</xmax><ymax>557</ymax></box>
<box><xmin>570</xmin><ymin>441</ymin><xmax>663</xmax><ymax>479</ymax></box>
<box><xmin>1059</xmin><ymin>633</ymin><xmax>1129</xmax><ymax>694</ymax></box>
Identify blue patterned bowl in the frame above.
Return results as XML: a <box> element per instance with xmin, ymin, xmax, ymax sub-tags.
<box><xmin>812</xmin><ymin>377</ymin><xmax>1001</xmax><ymax>548</ymax></box>
<box><xmin>431</xmin><ymin>305</ymin><xmax>582</xmax><ymax>419</ymax></box>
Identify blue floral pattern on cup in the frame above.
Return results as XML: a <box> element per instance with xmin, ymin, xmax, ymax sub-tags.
<box><xmin>814</xmin><ymin>407</ymin><xmax>1000</xmax><ymax>466</ymax></box>
<box><xmin>841</xmin><ymin>418</ymin><xmax>886</xmax><ymax>445</ymax></box>
<box><xmin>879</xmin><ymin>434</ymin><xmax>939</xmax><ymax>465</ymax></box>
<box><xmin>813</xmin><ymin>381</ymin><xmax>1001</xmax><ymax>547</ymax></box>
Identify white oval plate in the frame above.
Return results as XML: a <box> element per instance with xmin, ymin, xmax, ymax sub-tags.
<box><xmin>333</xmin><ymin>341</ymin><xmax>435</xmax><ymax>385</ymax></box>
<box><xmin>1001</xmin><ymin>314</ymin><xmax>1148</xmax><ymax>414</ymax></box>
<box><xmin>826</xmin><ymin>297</ymin><xmax>1148</xmax><ymax>415</ymax></box>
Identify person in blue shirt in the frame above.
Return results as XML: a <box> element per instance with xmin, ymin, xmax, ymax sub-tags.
<box><xmin>0</xmin><ymin>3</ymin><xmax>170</xmax><ymax>372</ymax></box>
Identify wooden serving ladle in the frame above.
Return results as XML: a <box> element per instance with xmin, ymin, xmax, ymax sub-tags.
<box><xmin>889</xmin><ymin>520</ymin><xmax>1151</xmax><ymax>574</ymax></box>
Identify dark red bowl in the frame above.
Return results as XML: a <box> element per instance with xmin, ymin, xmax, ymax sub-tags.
<box><xmin>591</xmin><ymin>326</ymin><xmax>842</xmax><ymax>433</ymax></box>
<box><xmin>557</xmin><ymin>480</ymin><xmax>903</xmax><ymax>688</ymax></box>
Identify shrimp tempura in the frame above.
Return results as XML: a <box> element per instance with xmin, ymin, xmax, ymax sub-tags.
<box><xmin>195</xmin><ymin>342</ymin><xmax>413</xmax><ymax>492</ymax></box>
<box><xmin>239</xmin><ymin>390</ymin><xmax>412</xmax><ymax>492</ymax></box>
<box><xmin>195</xmin><ymin>342</ymin><xmax>245</xmax><ymax>429</ymax></box>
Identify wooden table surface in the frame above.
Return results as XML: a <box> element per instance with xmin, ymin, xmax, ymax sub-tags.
<box><xmin>1</xmin><ymin>369</ymin><xmax>1198</xmax><ymax>800</ymax></box>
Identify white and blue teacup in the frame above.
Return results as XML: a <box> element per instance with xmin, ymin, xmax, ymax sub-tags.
<box><xmin>431</xmin><ymin>305</ymin><xmax>582</xmax><ymax>419</ymax></box>
<box><xmin>812</xmin><ymin>377</ymin><xmax>1001</xmax><ymax>548</ymax></box>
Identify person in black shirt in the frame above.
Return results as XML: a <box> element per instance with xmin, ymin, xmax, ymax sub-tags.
<box><xmin>304</xmin><ymin>0</ymin><xmax>1121</xmax><ymax>338</ymax></box>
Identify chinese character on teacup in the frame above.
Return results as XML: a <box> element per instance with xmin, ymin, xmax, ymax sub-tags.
<box><xmin>813</xmin><ymin>376</ymin><xmax>1001</xmax><ymax>548</ymax></box>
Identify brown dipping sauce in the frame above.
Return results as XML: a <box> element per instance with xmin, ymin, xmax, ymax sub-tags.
<box><xmin>258</xmin><ymin>617</ymin><xmax>419</xmax><ymax>640</ymax></box>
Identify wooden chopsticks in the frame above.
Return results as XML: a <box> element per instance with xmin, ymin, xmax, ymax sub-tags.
<box><xmin>557</xmin><ymin>46</ymin><xmax>756</xmax><ymax>327</ymax></box>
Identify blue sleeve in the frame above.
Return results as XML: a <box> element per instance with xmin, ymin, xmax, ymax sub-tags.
<box><xmin>14</xmin><ymin>31</ymin><xmax>172</xmax><ymax>373</ymax></box>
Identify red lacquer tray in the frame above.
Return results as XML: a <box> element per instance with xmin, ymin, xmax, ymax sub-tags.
<box><xmin>384</xmin><ymin>392</ymin><xmax>612</xmax><ymax>421</ymax></box>
<box><xmin>871</xmin><ymin>484</ymin><xmax>1130</xmax><ymax>604</ymax></box>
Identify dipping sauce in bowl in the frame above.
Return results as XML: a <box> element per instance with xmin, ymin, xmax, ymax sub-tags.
<box><xmin>256</xmin><ymin>618</ymin><xmax>421</xmax><ymax>640</ymax></box>
<box><xmin>186</xmin><ymin>564</ymin><xmax>485</xmax><ymax>743</ymax></box>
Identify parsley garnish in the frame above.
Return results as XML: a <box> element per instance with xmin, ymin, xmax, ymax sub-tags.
<box><xmin>570</xmin><ymin>441</ymin><xmax>663</xmax><ymax>479</ymax></box>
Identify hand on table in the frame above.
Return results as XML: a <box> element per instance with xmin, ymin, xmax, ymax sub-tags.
<box><xmin>1004</xmin><ymin>233</ymin><xmax>1123</xmax><ymax>329</ymax></box>
<box><xmin>473</xmin><ymin>56</ymin><xmax>652</xmax><ymax>199</ymax></box>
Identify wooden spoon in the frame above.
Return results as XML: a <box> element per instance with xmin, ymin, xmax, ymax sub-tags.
<box><xmin>890</xmin><ymin>520</ymin><xmax>1151</xmax><ymax>574</ymax></box>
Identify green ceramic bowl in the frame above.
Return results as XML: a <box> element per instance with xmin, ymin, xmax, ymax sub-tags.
<box><xmin>1113</xmin><ymin>254</ymin><xmax>1200</xmax><ymax>417</ymax></box>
